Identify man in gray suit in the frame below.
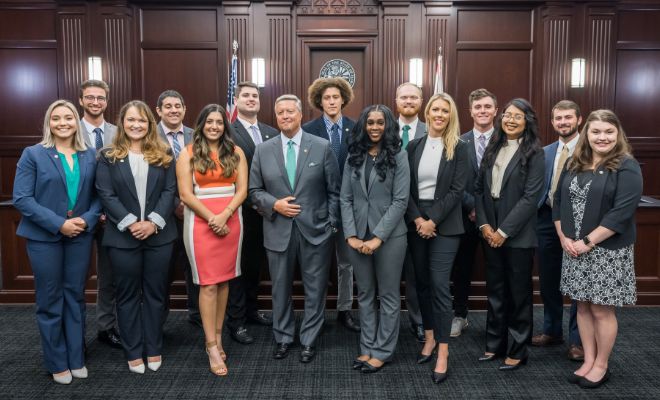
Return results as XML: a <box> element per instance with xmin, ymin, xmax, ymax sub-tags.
<box><xmin>249</xmin><ymin>94</ymin><xmax>340</xmax><ymax>363</ymax></box>
<box><xmin>395</xmin><ymin>82</ymin><xmax>427</xmax><ymax>342</ymax></box>
<box><xmin>155</xmin><ymin>90</ymin><xmax>200</xmax><ymax>327</ymax></box>
<box><xmin>79</xmin><ymin>79</ymin><xmax>121</xmax><ymax>348</ymax></box>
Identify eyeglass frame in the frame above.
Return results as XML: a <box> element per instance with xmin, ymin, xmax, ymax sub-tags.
<box><xmin>501</xmin><ymin>113</ymin><xmax>525</xmax><ymax>122</ymax></box>
<box><xmin>82</xmin><ymin>95</ymin><xmax>107</xmax><ymax>103</ymax></box>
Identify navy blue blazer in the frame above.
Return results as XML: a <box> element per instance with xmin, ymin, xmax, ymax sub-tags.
<box><xmin>13</xmin><ymin>145</ymin><xmax>101</xmax><ymax>242</ymax></box>
<box><xmin>538</xmin><ymin>141</ymin><xmax>560</xmax><ymax>208</ymax></box>
<box><xmin>303</xmin><ymin>115</ymin><xmax>355</xmax><ymax>174</ymax></box>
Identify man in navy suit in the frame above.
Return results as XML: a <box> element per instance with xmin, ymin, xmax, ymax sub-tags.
<box><xmin>78</xmin><ymin>79</ymin><xmax>121</xmax><ymax>349</ymax></box>
<box><xmin>226</xmin><ymin>81</ymin><xmax>279</xmax><ymax>344</ymax></box>
<box><xmin>532</xmin><ymin>100</ymin><xmax>583</xmax><ymax>361</ymax></box>
<box><xmin>451</xmin><ymin>88</ymin><xmax>498</xmax><ymax>337</ymax></box>
<box><xmin>302</xmin><ymin>77</ymin><xmax>360</xmax><ymax>332</ymax></box>
<box><xmin>155</xmin><ymin>90</ymin><xmax>200</xmax><ymax>327</ymax></box>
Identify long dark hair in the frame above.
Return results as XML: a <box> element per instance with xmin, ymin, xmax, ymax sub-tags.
<box><xmin>347</xmin><ymin>104</ymin><xmax>401</xmax><ymax>181</ymax></box>
<box><xmin>190</xmin><ymin>104</ymin><xmax>239</xmax><ymax>177</ymax></box>
<box><xmin>481</xmin><ymin>98</ymin><xmax>541</xmax><ymax>169</ymax></box>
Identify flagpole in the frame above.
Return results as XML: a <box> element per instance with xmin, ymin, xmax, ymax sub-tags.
<box><xmin>226</xmin><ymin>40</ymin><xmax>239</xmax><ymax>122</ymax></box>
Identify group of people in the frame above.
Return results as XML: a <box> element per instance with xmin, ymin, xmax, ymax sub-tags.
<box><xmin>13</xmin><ymin>76</ymin><xmax>642</xmax><ymax>390</ymax></box>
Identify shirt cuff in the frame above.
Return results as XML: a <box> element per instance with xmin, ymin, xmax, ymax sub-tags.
<box><xmin>148</xmin><ymin>212</ymin><xmax>166</xmax><ymax>230</ymax></box>
<box><xmin>117</xmin><ymin>213</ymin><xmax>138</xmax><ymax>232</ymax></box>
<box><xmin>496</xmin><ymin>228</ymin><xmax>509</xmax><ymax>238</ymax></box>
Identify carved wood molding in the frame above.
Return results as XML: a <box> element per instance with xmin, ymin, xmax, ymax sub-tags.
<box><xmin>296</xmin><ymin>0</ymin><xmax>379</xmax><ymax>15</ymax></box>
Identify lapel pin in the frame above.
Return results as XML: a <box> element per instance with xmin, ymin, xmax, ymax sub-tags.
<box><xmin>304</xmin><ymin>149</ymin><xmax>308</xmax><ymax>153</ymax></box>
<box><xmin>54</xmin><ymin>155</ymin><xmax>58</xmax><ymax>158</ymax></box>
<box><xmin>599</xmin><ymin>170</ymin><xmax>603</xmax><ymax>174</ymax></box>
<box><xmin>309</xmin><ymin>162</ymin><xmax>317</xmax><ymax>167</ymax></box>
<box><xmin>120</xmin><ymin>159</ymin><xmax>125</xmax><ymax>162</ymax></box>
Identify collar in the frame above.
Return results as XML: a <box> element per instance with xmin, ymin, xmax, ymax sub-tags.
<box><xmin>238</xmin><ymin>116</ymin><xmax>259</xmax><ymax>132</ymax></box>
<box><xmin>323</xmin><ymin>114</ymin><xmax>343</xmax><ymax>132</ymax></box>
<box><xmin>398</xmin><ymin>117</ymin><xmax>418</xmax><ymax>132</ymax></box>
<box><xmin>82</xmin><ymin>118</ymin><xmax>104</xmax><ymax>133</ymax></box>
<box><xmin>473</xmin><ymin>126</ymin><xmax>494</xmax><ymax>140</ymax></box>
<box><xmin>160</xmin><ymin>121</ymin><xmax>183</xmax><ymax>135</ymax></box>
<box><xmin>281</xmin><ymin>129</ymin><xmax>303</xmax><ymax>146</ymax></box>
<box><xmin>558</xmin><ymin>134</ymin><xmax>580</xmax><ymax>152</ymax></box>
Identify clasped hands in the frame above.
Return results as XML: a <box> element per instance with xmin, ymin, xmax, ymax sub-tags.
<box><xmin>59</xmin><ymin>217</ymin><xmax>87</xmax><ymax>238</ymax></box>
<box><xmin>414</xmin><ymin>217</ymin><xmax>437</xmax><ymax>240</ymax></box>
<box><xmin>128</xmin><ymin>220</ymin><xmax>157</xmax><ymax>241</ymax></box>
<box><xmin>208</xmin><ymin>211</ymin><xmax>231</xmax><ymax>237</ymax></box>
<box><xmin>347</xmin><ymin>237</ymin><xmax>382</xmax><ymax>255</ymax></box>
<box><xmin>559</xmin><ymin>236</ymin><xmax>592</xmax><ymax>257</ymax></box>
<box><xmin>480</xmin><ymin>225</ymin><xmax>506</xmax><ymax>248</ymax></box>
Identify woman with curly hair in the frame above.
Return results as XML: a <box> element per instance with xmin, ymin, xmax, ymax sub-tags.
<box><xmin>406</xmin><ymin>93</ymin><xmax>468</xmax><ymax>384</ymax></box>
<box><xmin>176</xmin><ymin>104</ymin><xmax>248</xmax><ymax>377</ymax></box>
<box><xmin>95</xmin><ymin>100</ymin><xmax>178</xmax><ymax>374</ymax></box>
<box><xmin>340</xmin><ymin>104</ymin><xmax>410</xmax><ymax>373</ymax></box>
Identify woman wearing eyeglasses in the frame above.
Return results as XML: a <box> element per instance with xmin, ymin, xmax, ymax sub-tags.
<box><xmin>474</xmin><ymin>98</ymin><xmax>544</xmax><ymax>370</ymax></box>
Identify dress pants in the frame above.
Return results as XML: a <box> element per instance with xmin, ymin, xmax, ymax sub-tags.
<box><xmin>227</xmin><ymin>209</ymin><xmax>266</xmax><ymax>330</ymax></box>
<box><xmin>409</xmin><ymin>230</ymin><xmax>460</xmax><ymax>344</ymax></box>
<box><xmin>27</xmin><ymin>234</ymin><xmax>93</xmax><ymax>373</ymax></box>
<box><xmin>403</xmin><ymin>249</ymin><xmax>422</xmax><ymax>326</ymax></box>
<box><xmin>109</xmin><ymin>242</ymin><xmax>173</xmax><ymax>360</ymax></box>
<box><xmin>347</xmin><ymin>234</ymin><xmax>406</xmax><ymax>361</ymax></box>
<box><xmin>451</xmin><ymin>223</ymin><xmax>480</xmax><ymax>319</ymax></box>
<box><xmin>95</xmin><ymin>227</ymin><xmax>117</xmax><ymax>331</ymax></box>
<box><xmin>537</xmin><ymin>205</ymin><xmax>581</xmax><ymax>345</ymax></box>
<box><xmin>266</xmin><ymin>224</ymin><xmax>331</xmax><ymax>346</ymax></box>
<box><xmin>335</xmin><ymin>227</ymin><xmax>354</xmax><ymax>312</ymax></box>
<box><xmin>483</xmin><ymin>244</ymin><xmax>534</xmax><ymax>360</ymax></box>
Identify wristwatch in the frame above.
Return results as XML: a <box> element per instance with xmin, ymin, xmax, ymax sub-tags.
<box><xmin>582</xmin><ymin>235</ymin><xmax>592</xmax><ymax>247</ymax></box>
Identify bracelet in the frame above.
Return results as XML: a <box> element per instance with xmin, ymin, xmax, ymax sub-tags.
<box><xmin>224</xmin><ymin>206</ymin><xmax>235</xmax><ymax>216</ymax></box>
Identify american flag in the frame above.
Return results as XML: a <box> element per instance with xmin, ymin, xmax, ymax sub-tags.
<box><xmin>433</xmin><ymin>42</ymin><xmax>444</xmax><ymax>95</ymax></box>
<box><xmin>226</xmin><ymin>40</ymin><xmax>239</xmax><ymax>122</ymax></box>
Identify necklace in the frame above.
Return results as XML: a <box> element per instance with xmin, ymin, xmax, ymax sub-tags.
<box><xmin>368</xmin><ymin>152</ymin><xmax>378</xmax><ymax>161</ymax></box>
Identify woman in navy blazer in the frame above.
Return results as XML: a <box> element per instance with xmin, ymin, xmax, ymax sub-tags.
<box><xmin>475</xmin><ymin>98</ymin><xmax>545</xmax><ymax>370</ymax></box>
<box><xmin>406</xmin><ymin>93</ymin><xmax>468</xmax><ymax>384</ymax></box>
<box><xmin>13</xmin><ymin>100</ymin><xmax>101</xmax><ymax>384</ymax></box>
<box><xmin>553</xmin><ymin>110</ymin><xmax>642</xmax><ymax>388</ymax></box>
<box><xmin>95</xmin><ymin>100</ymin><xmax>177</xmax><ymax>374</ymax></box>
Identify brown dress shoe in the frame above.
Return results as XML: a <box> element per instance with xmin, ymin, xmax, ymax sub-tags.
<box><xmin>567</xmin><ymin>344</ymin><xmax>585</xmax><ymax>361</ymax></box>
<box><xmin>531</xmin><ymin>334</ymin><xmax>564</xmax><ymax>347</ymax></box>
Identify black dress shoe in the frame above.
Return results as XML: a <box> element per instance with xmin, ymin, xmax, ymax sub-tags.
<box><xmin>97</xmin><ymin>328</ymin><xmax>122</xmax><ymax>349</ymax></box>
<box><xmin>478</xmin><ymin>353</ymin><xmax>498</xmax><ymax>362</ymax></box>
<box><xmin>409</xmin><ymin>324</ymin><xmax>425</xmax><ymax>342</ymax></box>
<box><xmin>247</xmin><ymin>311</ymin><xmax>273</xmax><ymax>326</ymax></box>
<box><xmin>273</xmin><ymin>342</ymin><xmax>291</xmax><ymax>360</ymax></box>
<box><xmin>361</xmin><ymin>360</ymin><xmax>387</xmax><ymax>373</ymax></box>
<box><xmin>338</xmin><ymin>311</ymin><xmax>360</xmax><ymax>332</ymax></box>
<box><xmin>578</xmin><ymin>370</ymin><xmax>611</xmax><ymax>389</ymax></box>
<box><xmin>498</xmin><ymin>357</ymin><xmax>528</xmax><ymax>371</ymax></box>
<box><xmin>229</xmin><ymin>326</ymin><xmax>254</xmax><ymax>344</ymax></box>
<box><xmin>432</xmin><ymin>370</ymin><xmax>448</xmax><ymax>384</ymax></box>
<box><xmin>300</xmin><ymin>346</ymin><xmax>316</xmax><ymax>363</ymax></box>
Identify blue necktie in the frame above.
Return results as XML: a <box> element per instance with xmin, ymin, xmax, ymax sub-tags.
<box><xmin>169</xmin><ymin>132</ymin><xmax>182</xmax><ymax>159</ymax></box>
<box><xmin>93</xmin><ymin>128</ymin><xmax>103</xmax><ymax>150</ymax></box>
<box><xmin>286</xmin><ymin>140</ymin><xmax>296</xmax><ymax>188</ymax></box>
<box><xmin>330</xmin><ymin>124</ymin><xmax>341</xmax><ymax>160</ymax></box>
<box><xmin>477</xmin><ymin>134</ymin><xmax>486</xmax><ymax>167</ymax></box>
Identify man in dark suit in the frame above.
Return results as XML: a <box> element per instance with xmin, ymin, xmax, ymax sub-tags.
<box><xmin>394</xmin><ymin>82</ymin><xmax>427</xmax><ymax>342</ymax></box>
<box><xmin>225</xmin><ymin>81</ymin><xmax>278</xmax><ymax>344</ymax></box>
<box><xmin>78</xmin><ymin>79</ymin><xmax>121</xmax><ymax>349</ymax></box>
<box><xmin>302</xmin><ymin>77</ymin><xmax>359</xmax><ymax>332</ymax></box>
<box><xmin>250</xmin><ymin>94</ymin><xmax>340</xmax><ymax>363</ymax></box>
<box><xmin>451</xmin><ymin>88</ymin><xmax>498</xmax><ymax>337</ymax></box>
<box><xmin>155</xmin><ymin>90</ymin><xmax>200</xmax><ymax>327</ymax></box>
<box><xmin>533</xmin><ymin>100</ymin><xmax>583</xmax><ymax>361</ymax></box>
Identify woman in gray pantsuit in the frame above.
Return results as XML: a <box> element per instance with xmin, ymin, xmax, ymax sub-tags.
<box><xmin>340</xmin><ymin>105</ymin><xmax>410</xmax><ymax>373</ymax></box>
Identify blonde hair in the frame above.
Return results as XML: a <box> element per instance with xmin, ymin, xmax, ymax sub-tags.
<box><xmin>424</xmin><ymin>93</ymin><xmax>460</xmax><ymax>160</ymax></box>
<box><xmin>40</xmin><ymin>100</ymin><xmax>87</xmax><ymax>151</ymax></box>
<box><xmin>106</xmin><ymin>100</ymin><xmax>173</xmax><ymax>167</ymax></box>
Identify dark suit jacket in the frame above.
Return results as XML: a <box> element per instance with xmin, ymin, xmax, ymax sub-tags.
<box><xmin>303</xmin><ymin>115</ymin><xmax>355</xmax><ymax>174</ymax></box>
<box><xmin>475</xmin><ymin>147</ymin><xmax>545</xmax><ymax>248</ymax></box>
<box><xmin>538</xmin><ymin>140</ymin><xmax>560</xmax><ymax>207</ymax></box>
<box><xmin>552</xmin><ymin>157</ymin><xmax>642</xmax><ymax>250</ymax></box>
<box><xmin>14</xmin><ymin>145</ymin><xmax>101</xmax><ymax>242</ymax></box>
<box><xmin>95</xmin><ymin>150</ymin><xmax>177</xmax><ymax>248</ymax></box>
<box><xmin>406</xmin><ymin>136</ymin><xmax>468</xmax><ymax>236</ymax></box>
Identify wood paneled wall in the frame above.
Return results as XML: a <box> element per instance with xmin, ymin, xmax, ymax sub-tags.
<box><xmin>2</xmin><ymin>0</ymin><xmax>660</xmax><ymax>307</ymax></box>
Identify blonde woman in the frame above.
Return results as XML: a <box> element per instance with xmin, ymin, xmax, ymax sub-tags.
<box><xmin>95</xmin><ymin>100</ymin><xmax>177</xmax><ymax>374</ymax></box>
<box><xmin>405</xmin><ymin>93</ymin><xmax>468</xmax><ymax>384</ymax></box>
<box><xmin>13</xmin><ymin>100</ymin><xmax>101</xmax><ymax>384</ymax></box>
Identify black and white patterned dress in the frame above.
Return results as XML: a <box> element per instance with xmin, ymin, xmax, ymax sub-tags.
<box><xmin>560</xmin><ymin>174</ymin><xmax>637</xmax><ymax>306</ymax></box>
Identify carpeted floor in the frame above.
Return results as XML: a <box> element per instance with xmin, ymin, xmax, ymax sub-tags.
<box><xmin>1</xmin><ymin>305</ymin><xmax>659</xmax><ymax>399</ymax></box>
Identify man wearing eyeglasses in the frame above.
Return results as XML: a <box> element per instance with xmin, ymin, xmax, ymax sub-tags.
<box><xmin>79</xmin><ymin>79</ymin><xmax>121</xmax><ymax>349</ymax></box>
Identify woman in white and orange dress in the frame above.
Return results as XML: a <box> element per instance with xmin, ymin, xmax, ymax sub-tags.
<box><xmin>176</xmin><ymin>104</ymin><xmax>248</xmax><ymax>377</ymax></box>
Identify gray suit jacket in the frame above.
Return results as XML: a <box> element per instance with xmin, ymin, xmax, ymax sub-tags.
<box><xmin>249</xmin><ymin>131</ymin><xmax>341</xmax><ymax>252</ymax></box>
<box><xmin>409</xmin><ymin>121</ymin><xmax>427</xmax><ymax>140</ymax></box>
<box><xmin>80</xmin><ymin>120</ymin><xmax>117</xmax><ymax>150</ymax></box>
<box><xmin>340</xmin><ymin>150</ymin><xmax>410</xmax><ymax>242</ymax></box>
<box><xmin>157</xmin><ymin>123</ymin><xmax>193</xmax><ymax>147</ymax></box>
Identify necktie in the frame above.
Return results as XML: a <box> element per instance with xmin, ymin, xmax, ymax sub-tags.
<box><xmin>169</xmin><ymin>132</ymin><xmax>182</xmax><ymax>159</ymax></box>
<box><xmin>93</xmin><ymin>128</ymin><xmax>104</xmax><ymax>151</ymax></box>
<box><xmin>549</xmin><ymin>144</ymin><xmax>569</xmax><ymax>207</ymax></box>
<box><xmin>330</xmin><ymin>124</ymin><xmax>341</xmax><ymax>160</ymax></box>
<box><xmin>250</xmin><ymin>125</ymin><xmax>262</xmax><ymax>145</ymax></box>
<box><xmin>402</xmin><ymin>125</ymin><xmax>411</xmax><ymax>150</ymax></box>
<box><xmin>476</xmin><ymin>134</ymin><xmax>487</xmax><ymax>167</ymax></box>
<box><xmin>286</xmin><ymin>140</ymin><xmax>296</xmax><ymax>188</ymax></box>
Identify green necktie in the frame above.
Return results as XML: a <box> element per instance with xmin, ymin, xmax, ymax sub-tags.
<box><xmin>286</xmin><ymin>140</ymin><xmax>296</xmax><ymax>188</ymax></box>
<box><xmin>402</xmin><ymin>125</ymin><xmax>411</xmax><ymax>150</ymax></box>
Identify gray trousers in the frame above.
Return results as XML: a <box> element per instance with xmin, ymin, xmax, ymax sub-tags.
<box><xmin>403</xmin><ymin>248</ymin><xmax>422</xmax><ymax>325</ymax></box>
<box><xmin>335</xmin><ymin>227</ymin><xmax>354</xmax><ymax>311</ymax></box>
<box><xmin>95</xmin><ymin>229</ymin><xmax>117</xmax><ymax>331</ymax></box>
<box><xmin>348</xmin><ymin>234</ymin><xmax>407</xmax><ymax>361</ymax></box>
<box><xmin>267</xmin><ymin>225</ymin><xmax>332</xmax><ymax>346</ymax></box>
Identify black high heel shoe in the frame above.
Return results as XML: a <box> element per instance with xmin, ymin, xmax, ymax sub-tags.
<box><xmin>361</xmin><ymin>359</ymin><xmax>387</xmax><ymax>373</ymax></box>
<box><xmin>578</xmin><ymin>370</ymin><xmax>611</xmax><ymax>389</ymax></box>
<box><xmin>567</xmin><ymin>372</ymin><xmax>583</xmax><ymax>384</ymax></box>
<box><xmin>431</xmin><ymin>370</ymin><xmax>448</xmax><ymax>384</ymax></box>
<box><xmin>417</xmin><ymin>345</ymin><xmax>437</xmax><ymax>364</ymax></box>
<box><xmin>478</xmin><ymin>353</ymin><xmax>498</xmax><ymax>362</ymax></box>
<box><xmin>498</xmin><ymin>357</ymin><xmax>528</xmax><ymax>371</ymax></box>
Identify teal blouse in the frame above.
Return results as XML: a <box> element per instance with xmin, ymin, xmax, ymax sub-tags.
<box><xmin>57</xmin><ymin>152</ymin><xmax>80</xmax><ymax>211</ymax></box>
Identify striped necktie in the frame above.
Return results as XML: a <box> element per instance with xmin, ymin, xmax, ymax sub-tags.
<box><xmin>169</xmin><ymin>131</ymin><xmax>182</xmax><ymax>159</ymax></box>
<box><xmin>476</xmin><ymin>134</ymin><xmax>486</xmax><ymax>167</ymax></box>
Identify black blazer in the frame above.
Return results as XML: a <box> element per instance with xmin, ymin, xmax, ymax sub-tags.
<box><xmin>475</xmin><ymin>147</ymin><xmax>545</xmax><ymax>248</ymax></box>
<box><xmin>303</xmin><ymin>115</ymin><xmax>355</xmax><ymax>174</ymax></box>
<box><xmin>552</xmin><ymin>157</ymin><xmax>642</xmax><ymax>250</ymax></box>
<box><xmin>406</xmin><ymin>136</ymin><xmax>468</xmax><ymax>236</ymax></box>
<box><xmin>95</xmin><ymin>150</ymin><xmax>177</xmax><ymax>248</ymax></box>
